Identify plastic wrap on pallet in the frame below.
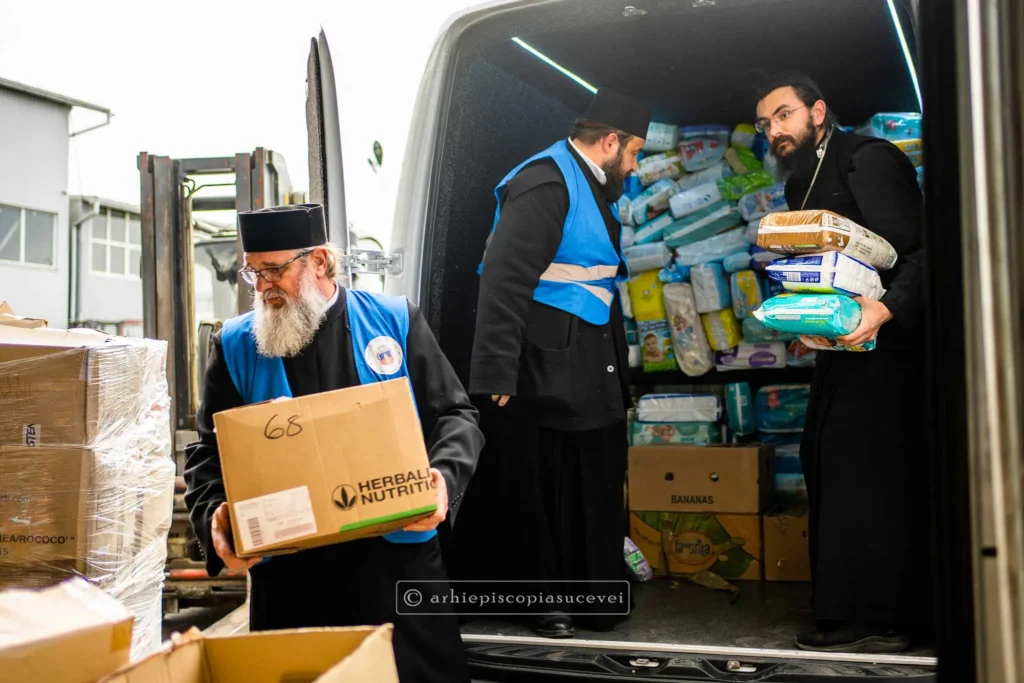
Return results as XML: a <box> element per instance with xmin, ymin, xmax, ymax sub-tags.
<box><xmin>0</xmin><ymin>332</ymin><xmax>174</xmax><ymax>662</ymax></box>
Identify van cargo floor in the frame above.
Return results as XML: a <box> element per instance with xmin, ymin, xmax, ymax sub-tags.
<box><xmin>458</xmin><ymin>578</ymin><xmax>936</xmax><ymax>658</ymax></box>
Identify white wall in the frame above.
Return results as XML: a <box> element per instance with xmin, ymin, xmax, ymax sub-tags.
<box><xmin>0</xmin><ymin>89</ymin><xmax>70</xmax><ymax>327</ymax></box>
<box><xmin>75</xmin><ymin>212</ymin><xmax>143</xmax><ymax>324</ymax></box>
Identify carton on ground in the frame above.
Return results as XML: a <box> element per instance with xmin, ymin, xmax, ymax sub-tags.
<box><xmin>629</xmin><ymin>511</ymin><xmax>763</xmax><ymax>581</ymax></box>
<box><xmin>628</xmin><ymin>444</ymin><xmax>773</xmax><ymax>514</ymax></box>
<box><xmin>100</xmin><ymin>625</ymin><xmax>398</xmax><ymax>683</ymax></box>
<box><xmin>0</xmin><ymin>577</ymin><xmax>134</xmax><ymax>683</ymax></box>
<box><xmin>763</xmin><ymin>506</ymin><xmax>811</xmax><ymax>582</ymax></box>
<box><xmin>214</xmin><ymin>378</ymin><xmax>438</xmax><ymax>558</ymax></box>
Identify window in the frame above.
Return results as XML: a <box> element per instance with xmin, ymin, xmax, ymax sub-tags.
<box><xmin>91</xmin><ymin>209</ymin><xmax>141</xmax><ymax>277</ymax></box>
<box><xmin>0</xmin><ymin>203</ymin><xmax>56</xmax><ymax>267</ymax></box>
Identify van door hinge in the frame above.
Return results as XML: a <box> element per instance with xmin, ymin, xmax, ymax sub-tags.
<box><xmin>341</xmin><ymin>249</ymin><xmax>403</xmax><ymax>276</ymax></box>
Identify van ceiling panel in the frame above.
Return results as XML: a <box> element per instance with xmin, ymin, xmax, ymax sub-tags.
<box><xmin>475</xmin><ymin>0</ymin><xmax>919</xmax><ymax>127</ymax></box>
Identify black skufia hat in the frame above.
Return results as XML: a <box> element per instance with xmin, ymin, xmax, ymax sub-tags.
<box><xmin>585</xmin><ymin>88</ymin><xmax>652</xmax><ymax>140</ymax></box>
<box><xmin>238</xmin><ymin>203</ymin><xmax>328</xmax><ymax>253</ymax></box>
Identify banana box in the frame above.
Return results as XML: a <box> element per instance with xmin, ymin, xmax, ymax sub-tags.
<box><xmin>629</xmin><ymin>511</ymin><xmax>763</xmax><ymax>581</ymax></box>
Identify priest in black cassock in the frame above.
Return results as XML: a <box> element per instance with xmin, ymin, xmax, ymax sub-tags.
<box><xmin>754</xmin><ymin>75</ymin><xmax>932</xmax><ymax>653</ymax></box>
<box><xmin>462</xmin><ymin>89</ymin><xmax>650</xmax><ymax>638</ymax></box>
<box><xmin>183</xmin><ymin>204</ymin><xmax>484</xmax><ymax>682</ymax></box>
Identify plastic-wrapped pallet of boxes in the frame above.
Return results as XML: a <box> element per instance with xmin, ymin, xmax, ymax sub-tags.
<box><xmin>0</xmin><ymin>321</ymin><xmax>175</xmax><ymax>661</ymax></box>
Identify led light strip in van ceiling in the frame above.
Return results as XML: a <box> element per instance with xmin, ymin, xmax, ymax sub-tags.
<box><xmin>511</xmin><ymin>37</ymin><xmax>598</xmax><ymax>94</ymax></box>
<box><xmin>887</xmin><ymin>0</ymin><xmax>923</xmax><ymax>111</ymax></box>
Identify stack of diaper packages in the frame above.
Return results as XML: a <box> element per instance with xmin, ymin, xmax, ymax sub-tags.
<box><xmin>753</xmin><ymin>209</ymin><xmax>897</xmax><ymax>353</ymax></box>
<box><xmin>630</xmin><ymin>393</ymin><xmax>725</xmax><ymax>446</ymax></box>
<box><xmin>754</xmin><ymin>384</ymin><xmax>811</xmax><ymax>506</ymax></box>
<box><xmin>854</xmin><ymin>112</ymin><xmax>924</xmax><ymax>190</ymax></box>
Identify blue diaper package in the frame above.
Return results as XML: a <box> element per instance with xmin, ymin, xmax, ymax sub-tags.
<box><xmin>723</xmin><ymin>250</ymin><xmax>752</xmax><ymax>273</ymax></box>
<box><xmin>663</xmin><ymin>201</ymin><xmax>743</xmax><ymax>249</ymax></box>
<box><xmin>658</xmin><ymin>262</ymin><xmax>691</xmax><ymax>283</ymax></box>
<box><xmin>856</xmin><ymin>112</ymin><xmax>923</xmax><ymax>141</ymax></box>
<box><xmin>755</xmin><ymin>384</ymin><xmax>811</xmax><ymax>434</ymax></box>
<box><xmin>725</xmin><ymin>382</ymin><xmax>755</xmax><ymax>436</ymax></box>
<box><xmin>633</xmin><ymin>213</ymin><xmax>676</xmax><ymax>245</ymax></box>
<box><xmin>753</xmin><ymin>293</ymin><xmax>862</xmax><ymax>337</ymax></box>
<box><xmin>742</xmin><ymin>317</ymin><xmax>796</xmax><ymax>344</ymax></box>
<box><xmin>674</xmin><ymin>227</ymin><xmax>748</xmax><ymax>267</ymax></box>
<box><xmin>691</xmin><ymin>263</ymin><xmax>731</xmax><ymax>314</ymax></box>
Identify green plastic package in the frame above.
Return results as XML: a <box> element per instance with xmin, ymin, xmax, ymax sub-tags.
<box><xmin>717</xmin><ymin>170</ymin><xmax>775</xmax><ymax>201</ymax></box>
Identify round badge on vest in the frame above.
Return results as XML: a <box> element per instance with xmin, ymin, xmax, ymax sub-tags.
<box><xmin>364</xmin><ymin>336</ymin><xmax>404</xmax><ymax>375</ymax></box>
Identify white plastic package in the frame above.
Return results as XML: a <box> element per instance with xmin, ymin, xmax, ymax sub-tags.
<box><xmin>766</xmin><ymin>252</ymin><xmax>886</xmax><ymax>300</ymax></box>
<box><xmin>738</xmin><ymin>184</ymin><xmax>788</xmax><ymax>221</ymax></box>
<box><xmin>691</xmin><ymin>263</ymin><xmax>731</xmax><ymax>314</ymax></box>
<box><xmin>621</xmin><ymin>225</ymin><xmax>636</xmax><ymax>248</ymax></box>
<box><xmin>669</xmin><ymin>182</ymin><xmax>724</xmax><ymax>219</ymax></box>
<box><xmin>663</xmin><ymin>283</ymin><xmax>715</xmax><ymax>377</ymax></box>
<box><xmin>631</xmin><ymin>178</ymin><xmax>679</xmax><ymax>225</ymax></box>
<box><xmin>644</xmin><ymin>122</ymin><xmax>680</xmax><ymax>153</ymax></box>
<box><xmin>624</xmin><ymin>242</ymin><xmax>673</xmax><ymax>273</ymax></box>
<box><xmin>723</xmin><ymin>250</ymin><xmax>752</xmax><ymax>273</ymax></box>
<box><xmin>628</xmin><ymin>344</ymin><xmax>643</xmax><ymax>368</ymax></box>
<box><xmin>637</xmin><ymin>393</ymin><xmax>722</xmax><ymax>423</ymax></box>
<box><xmin>638</xmin><ymin>151</ymin><xmax>685</xmax><ymax>186</ymax></box>
<box><xmin>745</xmin><ymin>220</ymin><xmax>761</xmax><ymax>245</ymax></box>
<box><xmin>715</xmin><ymin>342</ymin><xmax>788</xmax><ymax>371</ymax></box>
<box><xmin>678</xmin><ymin>138</ymin><xmax>727</xmax><ymax>172</ymax></box>
<box><xmin>618</xmin><ymin>281</ymin><xmax>633</xmax><ymax>319</ymax></box>
<box><xmin>674</xmin><ymin>227</ymin><xmax>748</xmax><ymax>267</ymax></box>
<box><xmin>619</xmin><ymin>197</ymin><xmax>634</xmax><ymax>227</ymax></box>
<box><xmin>675</xmin><ymin>161</ymin><xmax>732</xmax><ymax>192</ymax></box>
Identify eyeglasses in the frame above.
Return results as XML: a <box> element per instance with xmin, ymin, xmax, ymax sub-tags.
<box><xmin>238</xmin><ymin>249</ymin><xmax>313</xmax><ymax>286</ymax></box>
<box><xmin>754</xmin><ymin>105</ymin><xmax>810</xmax><ymax>134</ymax></box>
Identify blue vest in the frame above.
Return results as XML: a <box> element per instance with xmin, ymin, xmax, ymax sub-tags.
<box><xmin>220</xmin><ymin>287</ymin><xmax>436</xmax><ymax>550</ymax></box>
<box><xmin>477</xmin><ymin>139</ymin><xmax>629</xmax><ymax>325</ymax></box>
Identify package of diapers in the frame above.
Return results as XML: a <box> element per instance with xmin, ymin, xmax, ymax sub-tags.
<box><xmin>731</xmin><ymin>123</ymin><xmax>757</xmax><ymax>149</ymax></box>
<box><xmin>730</xmin><ymin>270</ymin><xmax>764</xmax><ymax>320</ymax></box>
<box><xmin>674</xmin><ymin>227</ymin><xmax>748</xmax><ymax>267</ymax></box>
<box><xmin>701</xmin><ymin>309</ymin><xmax>742</xmax><ymax>351</ymax></box>
<box><xmin>855</xmin><ymin>112</ymin><xmax>922</xmax><ymax>141</ymax></box>
<box><xmin>621</xmin><ymin>225</ymin><xmax>636</xmax><ymax>248</ymax></box>
<box><xmin>638</xmin><ymin>319</ymin><xmax>677</xmax><ymax>372</ymax></box>
<box><xmin>787</xmin><ymin>339</ymin><xmax>817</xmax><ymax>367</ymax></box>
<box><xmin>691</xmin><ymin>263</ymin><xmax>731</xmax><ymax>314</ymax></box>
<box><xmin>755</xmin><ymin>384</ymin><xmax>811</xmax><ymax>433</ymax></box>
<box><xmin>618</xmin><ymin>280</ymin><xmax>633</xmax><ymax>319</ymax></box>
<box><xmin>631</xmin><ymin>178</ymin><xmax>679</xmax><ymax>224</ymax></box>
<box><xmin>624</xmin><ymin>242</ymin><xmax>673</xmax><ymax>273</ymax></box>
<box><xmin>766</xmin><ymin>251</ymin><xmax>886</xmax><ymax>300</ymax></box>
<box><xmin>619</xmin><ymin>197</ymin><xmax>635</xmax><ymax>227</ymax></box>
<box><xmin>680</xmin><ymin>123</ymin><xmax>731</xmax><ymax>143</ymax></box>
<box><xmin>725</xmin><ymin>382</ymin><xmax>755</xmax><ymax>436</ymax></box>
<box><xmin>644</xmin><ymin>122</ymin><xmax>681</xmax><ymax>153</ymax></box>
<box><xmin>628</xmin><ymin>344</ymin><xmax>643</xmax><ymax>368</ymax></box>
<box><xmin>659</xmin><ymin>262</ymin><xmax>691</xmax><ymax>283</ymax></box>
<box><xmin>749</xmin><ymin>245</ymin><xmax>778</xmax><ymax>271</ymax></box>
<box><xmin>633</xmin><ymin>213</ymin><xmax>676</xmax><ymax>245</ymax></box>
<box><xmin>669</xmin><ymin>182</ymin><xmax>724</xmax><ymax>219</ymax></box>
<box><xmin>637</xmin><ymin>393</ymin><xmax>722</xmax><ymax>423</ymax></box>
<box><xmin>745</xmin><ymin>220</ymin><xmax>761</xmax><ymax>245</ymax></box>
<box><xmin>723</xmin><ymin>250</ymin><xmax>752</xmax><ymax>273</ymax></box>
<box><xmin>742</xmin><ymin>317</ymin><xmax>796</xmax><ymax>343</ymax></box>
<box><xmin>715</xmin><ymin>342</ymin><xmax>787</xmax><ymax>371</ymax></box>
<box><xmin>718</xmin><ymin>169</ymin><xmax>775</xmax><ymax>201</ymax></box>
<box><xmin>663</xmin><ymin>283</ymin><xmax>715</xmax><ymax>377</ymax></box>
<box><xmin>738</xmin><ymin>184</ymin><xmax>788</xmax><ymax>222</ymax></box>
<box><xmin>753</xmin><ymin>292</ymin><xmax>862</xmax><ymax>337</ymax></box>
<box><xmin>757</xmin><ymin>209</ymin><xmax>898</xmax><ymax>270</ymax></box>
<box><xmin>638</xmin><ymin>151</ymin><xmax>686</xmax><ymax>186</ymax></box>
<box><xmin>627</xmin><ymin>269</ymin><xmax>668</xmax><ymax>321</ymax></box>
<box><xmin>678</xmin><ymin>138</ymin><xmax>727</xmax><ymax>172</ymax></box>
<box><xmin>664</xmin><ymin>202</ymin><xmax>742</xmax><ymax>249</ymax></box>
<box><xmin>631</xmin><ymin>421</ymin><xmax>721</xmax><ymax>446</ymax></box>
<box><xmin>675</xmin><ymin>161</ymin><xmax>732</xmax><ymax>192</ymax></box>
<box><xmin>725</xmin><ymin>146</ymin><xmax>763</xmax><ymax>175</ymax></box>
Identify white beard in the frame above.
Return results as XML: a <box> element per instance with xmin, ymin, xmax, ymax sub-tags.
<box><xmin>252</xmin><ymin>266</ymin><xmax>332</xmax><ymax>358</ymax></box>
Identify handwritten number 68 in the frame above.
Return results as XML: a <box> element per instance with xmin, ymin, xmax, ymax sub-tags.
<box><xmin>264</xmin><ymin>414</ymin><xmax>303</xmax><ymax>440</ymax></box>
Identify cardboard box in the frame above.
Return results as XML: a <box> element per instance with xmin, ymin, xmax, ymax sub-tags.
<box><xmin>0</xmin><ymin>301</ymin><xmax>47</xmax><ymax>328</ymax></box>
<box><xmin>214</xmin><ymin>379</ymin><xmax>438</xmax><ymax>558</ymax></box>
<box><xmin>100</xmin><ymin>625</ymin><xmax>398</xmax><ymax>683</ymax></box>
<box><xmin>0</xmin><ymin>325</ymin><xmax>150</xmax><ymax>447</ymax></box>
<box><xmin>628</xmin><ymin>444</ymin><xmax>773</xmax><ymax>514</ymax></box>
<box><xmin>763</xmin><ymin>507</ymin><xmax>811</xmax><ymax>582</ymax></box>
<box><xmin>629</xmin><ymin>511</ymin><xmax>763</xmax><ymax>581</ymax></box>
<box><xmin>0</xmin><ymin>577</ymin><xmax>134</xmax><ymax>683</ymax></box>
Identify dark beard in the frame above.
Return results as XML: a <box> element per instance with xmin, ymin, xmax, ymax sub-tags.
<box><xmin>773</xmin><ymin>120</ymin><xmax>825</xmax><ymax>180</ymax></box>
<box><xmin>600</xmin><ymin>147</ymin><xmax>627</xmax><ymax>203</ymax></box>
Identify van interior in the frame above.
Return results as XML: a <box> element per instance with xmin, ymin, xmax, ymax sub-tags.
<box><xmin>417</xmin><ymin>0</ymin><xmax>942</xmax><ymax>678</ymax></box>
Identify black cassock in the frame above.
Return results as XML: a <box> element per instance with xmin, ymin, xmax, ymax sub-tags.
<box><xmin>786</xmin><ymin>129</ymin><xmax>933</xmax><ymax>628</ymax></box>
<box><xmin>184</xmin><ymin>292</ymin><xmax>484</xmax><ymax>683</ymax></box>
<box><xmin>453</xmin><ymin>142</ymin><xmax>633</xmax><ymax>631</ymax></box>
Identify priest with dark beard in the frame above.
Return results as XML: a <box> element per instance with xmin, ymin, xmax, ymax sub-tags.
<box><xmin>183</xmin><ymin>204</ymin><xmax>484</xmax><ymax>682</ymax></box>
<box><xmin>754</xmin><ymin>75</ymin><xmax>932</xmax><ymax>653</ymax></box>
<box><xmin>455</xmin><ymin>89</ymin><xmax>650</xmax><ymax>639</ymax></box>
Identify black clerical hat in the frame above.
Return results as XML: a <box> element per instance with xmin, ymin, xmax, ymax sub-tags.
<box><xmin>585</xmin><ymin>88</ymin><xmax>652</xmax><ymax>140</ymax></box>
<box><xmin>238</xmin><ymin>204</ymin><xmax>328</xmax><ymax>253</ymax></box>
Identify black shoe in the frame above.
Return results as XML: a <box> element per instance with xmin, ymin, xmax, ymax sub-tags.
<box><xmin>796</xmin><ymin>621</ymin><xmax>910</xmax><ymax>653</ymax></box>
<box><xmin>532</xmin><ymin>612</ymin><xmax>574</xmax><ymax>638</ymax></box>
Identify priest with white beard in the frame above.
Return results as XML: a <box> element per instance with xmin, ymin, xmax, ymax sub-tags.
<box><xmin>183</xmin><ymin>203</ymin><xmax>484</xmax><ymax>683</ymax></box>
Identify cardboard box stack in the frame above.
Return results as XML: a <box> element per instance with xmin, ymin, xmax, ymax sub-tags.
<box><xmin>0</xmin><ymin>309</ymin><xmax>175</xmax><ymax>660</ymax></box>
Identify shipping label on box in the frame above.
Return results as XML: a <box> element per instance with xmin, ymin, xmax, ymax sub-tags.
<box><xmin>629</xmin><ymin>511</ymin><xmax>763</xmax><ymax>581</ymax></box>
<box><xmin>628</xmin><ymin>445</ymin><xmax>773</xmax><ymax>514</ymax></box>
<box><xmin>763</xmin><ymin>508</ymin><xmax>811</xmax><ymax>582</ymax></box>
<box><xmin>214</xmin><ymin>378</ymin><xmax>438</xmax><ymax>558</ymax></box>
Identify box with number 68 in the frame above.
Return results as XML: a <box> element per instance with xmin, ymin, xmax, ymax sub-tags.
<box><xmin>213</xmin><ymin>378</ymin><xmax>438</xmax><ymax>558</ymax></box>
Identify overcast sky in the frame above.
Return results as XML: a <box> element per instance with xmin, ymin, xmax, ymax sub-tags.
<box><xmin>0</xmin><ymin>0</ymin><xmax>477</xmax><ymax>246</ymax></box>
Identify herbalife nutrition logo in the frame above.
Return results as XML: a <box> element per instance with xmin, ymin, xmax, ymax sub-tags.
<box><xmin>332</xmin><ymin>485</ymin><xmax>358</xmax><ymax>511</ymax></box>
